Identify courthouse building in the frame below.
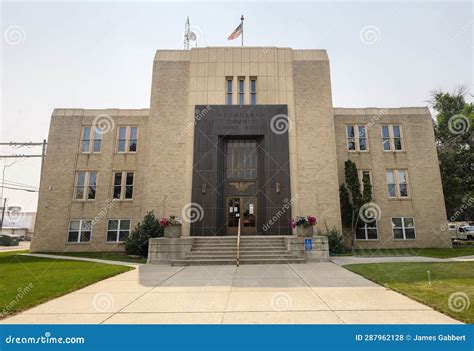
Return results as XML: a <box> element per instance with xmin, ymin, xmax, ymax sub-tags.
<box><xmin>31</xmin><ymin>47</ymin><xmax>451</xmax><ymax>256</ymax></box>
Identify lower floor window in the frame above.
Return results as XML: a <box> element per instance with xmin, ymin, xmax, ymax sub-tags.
<box><xmin>67</xmin><ymin>220</ymin><xmax>92</xmax><ymax>243</ymax></box>
<box><xmin>356</xmin><ymin>221</ymin><xmax>378</xmax><ymax>240</ymax></box>
<box><xmin>392</xmin><ymin>217</ymin><xmax>416</xmax><ymax>239</ymax></box>
<box><xmin>107</xmin><ymin>219</ymin><xmax>131</xmax><ymax>242</ymax></box>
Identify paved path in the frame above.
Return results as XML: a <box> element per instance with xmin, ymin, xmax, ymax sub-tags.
<box><xmin>331</xmin><ymin>255</ymin><xmax>474</xmax><ymax>265</ymax></box>
<box><xmin>2</xmin><ymin>262</ymin><xmax>460</xmax><ymax>324</ymax></box>
<box><xmin>0</xmin><ymin>241</ymin><xmax>30</xmax><ymax>252</ymax></box>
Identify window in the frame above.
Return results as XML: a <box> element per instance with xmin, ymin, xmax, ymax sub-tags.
<box><xmin>67</xmin><ymin>219</ymin><xmax>92</xmax><ymax>243</ymax></box>
<box><xmin>392</xmin><ymin>217</ymin><xmax>416</xmax><ymax>239</ymax></box>
<box><xmin>226</xmin><ymin>140</ymin><xmax>257</xmax><ymax>179</ymax></box>
<box><xmin>81</xmin><ymin>127</ymin><xmax>91</xmax><ymax>153</ymax></box>
<box><xmin>81</xmin><ymin>127</ymin><xmax>103</xmax><ymax>153</ymax></box>
<box><xmin>386</xmin><ymin>170</ymin><xmax>409</xmax><ymax>198</ymax></box>
<box><xmin>356</xmin><ymin>221</ymin><xmax>378</xmax><ymax>240</ymax></box>
<box><xmin>117</xmin><ymin>126</ymin><xmax>138</xmax><ymax>153</ymax></box>
<box><xmin>75</xmin><ymin>172</ymin><xmax>97</xmax><ymax>200</ymax></box>
<box><xmin>238</xmin><ymin>78</ymin><xmax>245</xmax><ymax>105</ymax></box>
<box><xmin>250</xmin><ymin>78</ymin><xmax>257</xmax><ymax>105</ymax></box>
<box><xmin>113</xmin><ymin>172</ymin><xmax>134</xmax><ymax>200</ymax></box>
<box><xmin>106</xmin><ymin>219</ymin><xmax>131</xmax><ymax>242</ymax></box>
<box><xmin>346</xmin><ymin>125</ymin><xmax>368</xmax><ymax>151</ymax></box>
<box><xmin>226</xmin><ymin>78</ymin><xmax>233</xmax><ymax>105</ymax></box>
<box><xmin>381</xmin><ymin>125</ymin><xmax>403</xmax><ymax>151</ymax></box>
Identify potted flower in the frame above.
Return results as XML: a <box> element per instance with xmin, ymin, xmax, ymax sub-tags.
<box><xmin>159</xmin><ymin>215</ymin><xmax>182</xmax><ymax>238</ymax></box>
<box><xmin>291</xmin><ymin>215</ymin><xmax>317</xmax><ymax>237</ymax></box>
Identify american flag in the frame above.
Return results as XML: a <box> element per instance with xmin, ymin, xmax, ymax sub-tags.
<box><xmin>227</xmin><ymin>22</ymin><xmax>243</xmax><ymax>40</ymax></box>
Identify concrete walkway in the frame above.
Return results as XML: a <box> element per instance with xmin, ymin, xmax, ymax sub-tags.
<box><xmin>331</xmin><ymin>255</ymin><xmax>474</xmax><ymax>265</ymax></box>
<box><xmin>2</xmin><ymin>262</ymin><xmax>460</xmax><ymax>324</ymax></box>
<box><xmin>22</xmin><ymin>253</ymin><xmax>141</xmax><ymax>268</ymax></box>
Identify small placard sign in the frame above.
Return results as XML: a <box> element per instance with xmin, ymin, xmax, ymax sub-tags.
<box><xmin>304</xmin><ymin>238</ymin><xmax>313</xmax><ymax>251</ymax></box>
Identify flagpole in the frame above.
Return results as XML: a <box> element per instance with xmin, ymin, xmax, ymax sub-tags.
<box><xmin>241</xmin><ymin>15</ymin><xmax>244</xmax><ymax>47</ymax></box>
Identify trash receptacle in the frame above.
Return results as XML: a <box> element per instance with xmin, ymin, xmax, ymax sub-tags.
<box><xmin>0</xmin><ymin>234</ymin><xmax>20</xmax><ymax>246</ymax></box>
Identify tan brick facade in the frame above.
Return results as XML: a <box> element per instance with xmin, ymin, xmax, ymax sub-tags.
<box><xmin>30</xmin><ymin>47</ymin><xmax>450</xmax><ymax>253</ymax></box>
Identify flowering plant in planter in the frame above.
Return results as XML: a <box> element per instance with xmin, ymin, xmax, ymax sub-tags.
<box><xmin>159</xmin><ymin>216</ymin><xmax>182</xmax><ymax>227</ymax></box>
<box><xmin>291</xmin><ymin>215</ymin><xmax>317</xmax><ymax>228</ymax></box>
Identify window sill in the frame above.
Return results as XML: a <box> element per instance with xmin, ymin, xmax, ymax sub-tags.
<box><xmin>72</xmin><ymin>199</ymin><xmax>96</xmax><ymax>203</ymax></box>
<box><xmin>393</xmin><ymin>238</ymin><xmax>417</xmax><ymax>241</ymax></box>
<box><xmin>347</xmin><ymin>150</ymin><xmax>370</xmax><ymax>153</ymax></box>
<box><xmin>66</xmin><ymin>242</ymin><xmax>91</xmax><ymax>245</ymax></box>
<box><xmin>383</xmin><ymin>150</ymin><xmax>405</xmax><ymax>153</ymax></box>
<box><xmin>388</xmin><ymin>197</ymin><xmax>411</xmax><ymax>201</ymax></box>
<box><xmin>355</xmin><ymin>239</ymin><xmax>379</xmax><ymax>241</ymax></box>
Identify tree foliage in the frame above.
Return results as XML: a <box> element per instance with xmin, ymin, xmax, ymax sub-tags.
<box><xmin>123</xmin><ymin>211</ymin><xmax>163</xmax><ymax>258</ymax></box>
<box><xmin>339</xmin><ymin>159</ymin><xmax>373</xmax><ymax>248</ymax></box>
<box><xmin>431</xmin><ymin>87</ymin><xmax>474</xmax><ymax>221</ymax></box>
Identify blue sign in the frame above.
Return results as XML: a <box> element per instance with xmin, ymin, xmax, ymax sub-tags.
<box><xmin>304</xmin><ymin>238</ymin><xmax>312</xmax><ymax>250</ymax></box>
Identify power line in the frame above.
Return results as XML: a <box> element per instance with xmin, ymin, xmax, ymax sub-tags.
<box><xmin>0</xmin><ymin>186</ymin><xmax>38</xmax><ymax>193</ymax></box>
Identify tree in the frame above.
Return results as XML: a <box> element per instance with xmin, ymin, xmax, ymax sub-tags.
<box><xmin>123</xmin><ymin>211</ymin><xmax>163</xmax><ymax>258</ymax></box>
<box><xmin>431</xmin><ymin>88</ymin><xmax>474</xmax><ymax>221</ymax></box>
<box><xmin>339</xmin><ymin>159</ymin><xmax>373</xmax><ymax>249</ymax></box>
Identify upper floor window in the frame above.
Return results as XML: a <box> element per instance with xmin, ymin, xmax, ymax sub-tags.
<box><xmin>74</xmin><ymin>171</ymin><xmax>97</xmax><ymax>200</ymax></box>
<box><xmin>117</xmin><ymin>126</ymin><xmax>138</xmax><ymax>153</ymax></box>
<box><xmin>106</xmin><ymin>219</ymin><xmax>131</xmax><ymax>242</ymax></box>
<box><xmin>346</xmin><ymin>125</ymin><xmax>368</xmax><ymax>151</ymax></box>
<box><xmin>386</xmin><ymin>169</ymin><xmax>409</xmax><ymax>198</ymax></box>
<box><xmin>81</xmin><ymin>127</ymin><xmax>103</xmax><ymax>153</ymax></box>
<box><xmin>226</xmin><ymin>78</ymin><xmax>233</xmax><ymax>105</ymax></box>
<box><xmin>381</xmin><ymin>125</ymin><xmax>403</xmax><ymax>151</ymax></box>
<box><xmin>238</xmin><ymin>78</ymin><xmax>245</xmax><ymax>105</ymax></box>
<box><xmin>392</xmin><ymin>217</ymin><xmax>416</xmax><ymax>240</ymax></box>
<box><xmin>250</xmin><ymin>78</ymin><xmax>257</xmax><ymax>105</ymax></box>
<box><xmin>113</xmin><ymin>171</ymin><xmax>134</xmax><ymax>200</ymax></box>
<box><xmin>67</xmin><ymin>219</ymin><xmax>92</xmax><ymax>243</ymax></box>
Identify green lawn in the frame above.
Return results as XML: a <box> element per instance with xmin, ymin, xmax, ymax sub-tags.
<box><xmin>345</xmin><ymin>262</ymin><xmax>474</xmax><ymax>323</ymax></box>
<box><xmin>336</xmin><ymin>247</ymin><xmax>474</xmax><ymax>259</ymax></box>
<box><xmin>0</xmin><ymin>251</ymin><xmax>132</xmax><ymax>318</ymax></box>
<box><xmin>48</xmin><ymin>251</ymin><xmax>146</xmax><ymax>264</ymax></box>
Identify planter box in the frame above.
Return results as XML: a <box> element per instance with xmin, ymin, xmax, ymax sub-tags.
<box><xmin>296</xmin><ymin>225</ymin><xmax>314</xmax><ymax>237</ymax></box>
<box><xmin>164</xmin><ymin>225</ymin><xmax>182</xmax><ymax>238</ymax></box>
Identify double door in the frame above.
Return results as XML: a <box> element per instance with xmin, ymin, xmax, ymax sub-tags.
<box><xmin>226</xmin><ymin>196</ymin><xmax>257</xmax><ymax>235</ymax></box>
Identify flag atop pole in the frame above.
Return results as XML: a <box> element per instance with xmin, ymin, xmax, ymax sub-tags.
<box><xmin>228</xmin><ymin>15</ymin><xmax>244</xmax><ymax>46</ymax></box>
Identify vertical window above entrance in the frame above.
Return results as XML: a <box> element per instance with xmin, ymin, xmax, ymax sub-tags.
<box><xmin>238</xmin><ymin>78</ymin><xmax>245</xmax><ymax>106</ymax></box>
<box><xmin>226</xmin><ymin>78</ymin><xmax>233</xmax><ymax>105</ymax></box>
<box><xmin>250</xmin><ymin>78</ymin><xmax>257</xmax><ymax>105</ymax></box>
<box><xmin>226</xmin><ymin>140</ymin><xmax>257</xmax><ymax>179</ymax></box>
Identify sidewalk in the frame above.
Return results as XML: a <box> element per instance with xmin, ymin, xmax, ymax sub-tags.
<box><xmin>2</xmin><ymin>262</ymin><xmax>460</xmax><ymax>324</ymax></box>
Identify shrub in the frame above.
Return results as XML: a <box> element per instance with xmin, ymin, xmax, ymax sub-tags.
<box><xmin>326</xmin><ymin>227</ymin><xmax>347</xmax><ymax>255</ymax></box>
<box><xmin>123</xmin><ymin>211</ymin><xmax>163</xmax><ymax>258</ymax></box>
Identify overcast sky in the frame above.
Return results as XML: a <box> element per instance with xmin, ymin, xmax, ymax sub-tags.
<box><xmin>1</xmin><ymin>1</ymin><xmax>472</xmax><ymax>212</ymax></box>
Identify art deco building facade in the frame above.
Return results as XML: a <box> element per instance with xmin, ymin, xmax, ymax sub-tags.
<box><xmin>31</xmin><ymin>47</ymin><xmax>451</xmax><ymax>253</ymax></box>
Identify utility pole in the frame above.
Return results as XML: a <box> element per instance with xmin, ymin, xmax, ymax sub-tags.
<box><xmin>0</xmin><ymin>197</ymin><xmax>6</xmax><ymax>230</ymax></box>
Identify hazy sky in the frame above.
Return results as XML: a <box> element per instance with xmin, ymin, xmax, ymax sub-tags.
<box><xmin>1</xmin><ymin>1</ymin><xmax>472</xmax><ymax>212</ymax></box>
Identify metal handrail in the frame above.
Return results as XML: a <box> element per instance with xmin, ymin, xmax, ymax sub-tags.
<box><xmin>236</xmin><ymin>218</ymin><xmax>241</xmax><ymax>267</ymax></box>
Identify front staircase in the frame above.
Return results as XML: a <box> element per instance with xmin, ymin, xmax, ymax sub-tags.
<box><xmin>171</xmin><ymin>236</ymin><xmax>305</xmax><ymax>266</ymax></box>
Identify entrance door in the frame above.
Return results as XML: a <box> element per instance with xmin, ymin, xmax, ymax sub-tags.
<box><xmin>226</xmin><ymin>196</ymin><xmax>257</xmax><ymax>235</ymax></box>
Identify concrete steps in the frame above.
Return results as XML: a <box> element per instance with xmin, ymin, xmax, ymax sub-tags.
<box><xmin>172</xmin><ymin>236</ymin><xmax>304</xmax><ymax>266</ymax></box>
